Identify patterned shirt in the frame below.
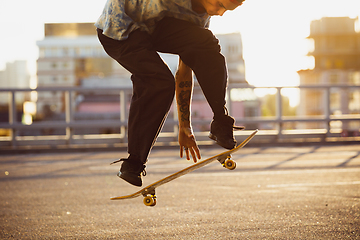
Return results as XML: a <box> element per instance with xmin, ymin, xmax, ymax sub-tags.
<box><xmin>95</xmin><ymin>0</ymin><xmax>210</xmax><ymax>40</ymax></box>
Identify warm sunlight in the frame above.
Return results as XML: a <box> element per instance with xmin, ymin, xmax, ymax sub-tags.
<box><xmin>0</xmin><ymin>0</ymin><xmax>359</xmax><ymax>106</ymax></box>
<box><xmin>209</xmin><ymin>0</ymin><xmax>360</xmax><ymax>105</ymax></box>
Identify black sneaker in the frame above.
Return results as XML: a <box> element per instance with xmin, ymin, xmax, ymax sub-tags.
<box><xmin>117</xmin><ymin>158</ymin><xmax>146</xmax><ymax>187</ymax></box>
<box><xmin>209</xmin><ymin>115</ymin><xmax>245</xmax><ymax>150</ymax></box>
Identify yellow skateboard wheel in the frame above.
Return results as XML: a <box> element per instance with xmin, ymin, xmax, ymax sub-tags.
<box><xmin>224</xmin><ymin>159</ymin><xmax>236</xmax><ymax>170</ymax></box>
<box><xmin>143</xmin><ymin>195</ymin><xmax>157</xmax><ymax>207</ymax></box>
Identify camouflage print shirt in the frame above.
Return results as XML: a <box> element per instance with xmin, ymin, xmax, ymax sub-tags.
<box><xmin>95</xmin><ymin>0</ymin><xmax>210</xmax><ymax>40</ymax></box>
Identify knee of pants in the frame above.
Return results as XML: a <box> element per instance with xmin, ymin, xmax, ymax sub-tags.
<box><xmin>179</xmin><ymin>39</ymin><xmax>225</xmax><ymax>75</ymax></box>
<box><xmin>154</xmin><ymin>79</ymin><xmax>175</xmax><ymax>102</ymax></box>
<box><xmin>132</xmin><ymin>76</ymin><xmax>175</xmax><ymax>104</ymax></box>
<box><xmin>181</xmin><ymin>51</ymin><xmax>227</xmax><ymax>83</ymax></box>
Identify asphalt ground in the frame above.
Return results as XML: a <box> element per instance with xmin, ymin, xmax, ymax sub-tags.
<box><xmin>1</xmin><ymin>144</ymin><xmax>360</xmax><ymax>239</ymax></box>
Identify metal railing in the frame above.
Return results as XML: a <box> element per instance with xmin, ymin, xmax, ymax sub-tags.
<box><xmin>0</xmin><ymin>84</ymin><xmax>359</xmax><ymax>150</ymax></box>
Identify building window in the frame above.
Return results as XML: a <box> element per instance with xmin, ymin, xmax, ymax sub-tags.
<box><xmin>62</xmin><ymin>47</ymin><xmax>69</xmax><ymax>56</ymax></box>
<box><xmin>74</xmin><ymin>47</ymin><xmax>80</xmax><ymax>56</ymax></box>
<box><xmin>45</xmin><ymin>48</ymin><xmax>52</xmax><ymax>57</ymax></box>
<box><xmin>329</xmin><ymin>73</ymin><xmax>339</xmax><ymax>84</ymax></box>
<box><xmin>96</xmin><ymin>47</ymin><xmax>104</xmax><ymax>56</ymax></box>
<box><xmin>85</xmin><ymin>47</ymin><xmax>92</xmax><ymax>56</ymax></box>
<box><xmin>39</xmin><ymin>47</ymin><xmax>45</xmax><ymax>58</ymax></box>
<box><xmin>227</xmin><ymin>45</ymin><xmax>238</xmax><ymax>55</ymax></box>
<box><xmin>349</xmin><ymin>91</ymin><xmax>360</xmax><ymax>111</ymax></box>
<box><xmin>325</xmin><ymin>59</ymin><xmax>332</xmax><ymax>69</ymax></box>
<box><xmin>334</xmin><ymin>60</ymin><xmax>344</xmax><ymax>69</ymax></box>
<box><xmin>51</xmin><ymin>47</ymin><xmax>58</xmax><ymax>57</ymax></box>
<box><xmin>330</xmin><ymin>92</ymin><xmax>340</xmax><ymax>110</ymax></box>
<box><xmin>349</xmin><ymin>72</ymin><xmax>360</xmax><ymax>84</ymax></box>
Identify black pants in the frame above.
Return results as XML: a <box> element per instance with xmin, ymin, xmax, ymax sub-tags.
<box><xmin>97</xmin><ymin>17</ymin><xmax>228</xmax><ymax>163</ymax></box>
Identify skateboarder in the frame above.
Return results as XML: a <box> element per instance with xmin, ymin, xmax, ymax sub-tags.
<box><xmin>96</xmin><ymin>0</ymin><xmax>246</xmax><ymax>187</ymax></box>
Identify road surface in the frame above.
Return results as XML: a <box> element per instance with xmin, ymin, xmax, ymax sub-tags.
<box><xmin>1</xmin><ymin>144</ymin><xmax>359</xmax><ymax>239</ymax></box>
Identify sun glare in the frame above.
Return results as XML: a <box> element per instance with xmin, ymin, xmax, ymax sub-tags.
<box><xmin>209</xmin><ymin>0</ymin><xmax>360</xmax><ymax>106</ymax></box>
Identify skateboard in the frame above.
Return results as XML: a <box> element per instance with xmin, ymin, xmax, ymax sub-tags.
<box><xmin>110</xmin><ymin>129</ymin><xmax>258</xmax><ymax>206</ymax></box>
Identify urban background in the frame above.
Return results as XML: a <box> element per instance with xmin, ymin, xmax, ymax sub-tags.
<box><xmin>0</xmin><ymin>15</ymin><xmax>359</xmax><ymax>150</ymax></box>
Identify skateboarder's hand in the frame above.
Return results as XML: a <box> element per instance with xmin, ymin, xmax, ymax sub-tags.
<box><xmin>179</xmin><ymin>127</ymin><xmax>201</xmax><ymax>163</ymax></box>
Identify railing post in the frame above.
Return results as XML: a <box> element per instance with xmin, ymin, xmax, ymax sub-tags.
<box><xmin>172</xmin><ymin>98</ymin><xmax>178</xmax><ymax>139</ymax></box>
<box><xmin>276</xmin><ymin>87</ymin><xmax>283</xmax><ymax>138</ymax></box>
<box><xmin>324</xmin><ymin>87</ymin><xmax>331</xmax><ymax>138</ymax></box>
<box><xmin>227</xmin><ymin>85</ymin><xmax>232</xmax><ymax>116</ymax></box>
<box><xmin>9</xmin><ymin>91</ymin><xmax>17</xmax><ymax>148</ymax></box>
<box><xmin>65</xmin><ymin>90</ymin><xmax>73</xmax><ymax>145</ymax></box>
<box><xmin>119</xmin><ymin>90</ymin><xmax>126</xmax><ymax>140</ymax></box>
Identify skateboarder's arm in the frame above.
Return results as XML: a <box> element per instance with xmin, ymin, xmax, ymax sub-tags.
<box><xmin>175</xmin><ymin>58</ymin><xmax>201</xmax><ymax>162</ymax></box>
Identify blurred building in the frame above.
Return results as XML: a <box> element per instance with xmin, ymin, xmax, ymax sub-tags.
<box><xmin>0</xmin><ymin>60</ymin><xmax>30</xmax><ymax>104</ymax></box>
<box><xmin>298</xmin><ymin>17</ymin><xmax>360</xmax><ymax>134</ymax></box>
<box><xmin>36</xmin><ymin>23</ymin><xmax>258</xmax><ymax>129</ymax></box>
<box><xmin>36</xmin><ymin>23</ymin><xmax>130</xmax><ymax>119</ymax></box>
<box><xmin>217</xmin><ymin>33</ymin><xmax>246</xmax><ymax>83</ymax></box>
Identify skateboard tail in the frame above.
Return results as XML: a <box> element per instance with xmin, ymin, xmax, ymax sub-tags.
<box><xmin>110</xmin><ymin>159</ymin><xmax>122</xmax><ymax>165</ymax></box>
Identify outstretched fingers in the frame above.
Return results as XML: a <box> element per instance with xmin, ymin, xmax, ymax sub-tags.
<box><xmin>179</xmin><ymin>128</ymin><xmax>201</xmax><ymax>163</ymax></box>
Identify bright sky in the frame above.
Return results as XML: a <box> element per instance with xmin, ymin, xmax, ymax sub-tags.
<box><xmin>0</xmin><ymin>0</ymin><xmax>359</xmax><ymax>103</ymax></box>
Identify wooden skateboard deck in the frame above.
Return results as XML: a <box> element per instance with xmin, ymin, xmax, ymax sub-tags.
<box><xmin>110</xmin><ymin>129</ymin><xmax>258</xmax><ymax>206</ymax></box>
